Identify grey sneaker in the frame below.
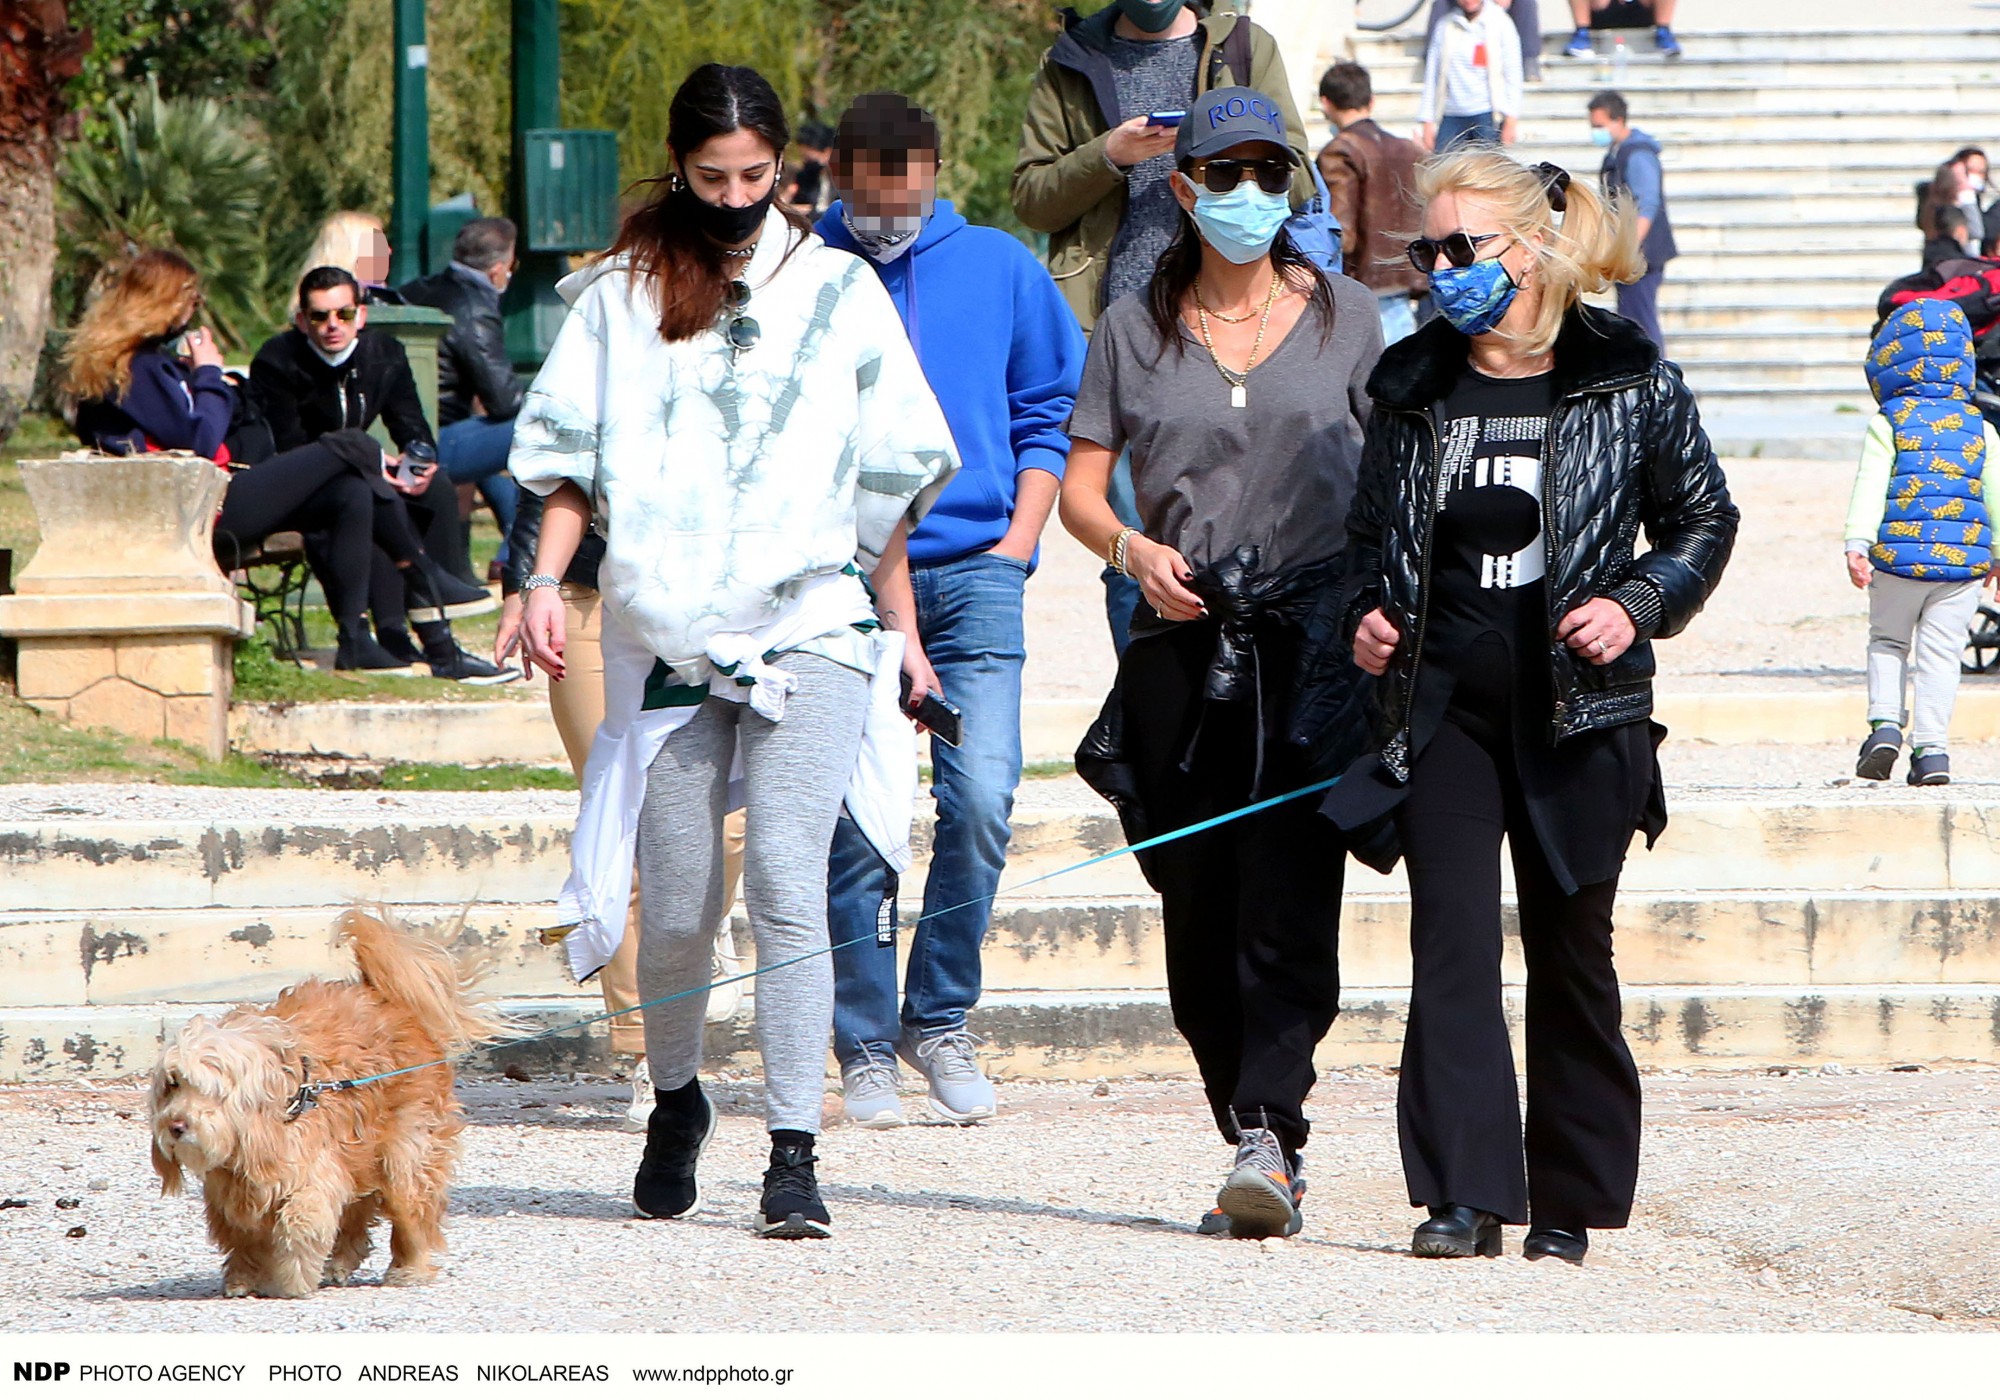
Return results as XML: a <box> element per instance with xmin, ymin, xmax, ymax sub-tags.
<box><xmin>1200</xmin><ymin>1148</ymin><xmax>1306</xmax><ymax>1237</ymax></box>
<box><xmin>1216</xmin><ymin>1112</ymin><xmax>1304</xmax><ymax>1240</ymax></box>
<box><xmin>622</xmin><ymin>1057</ymin><xmax>653</xmax><ymax>1131</ymax></box>
<box><xmin>840</xmin><ymin>1047</ymin><xmax>906</xmax><ymax>1129</ymax></box>
<box><xmin>1856</xmin><ymin>724</ymin><xmax>1902</xmax><ymax>781</ymax></box>
<box><xmin>899</xmin><ymin>1028</ymin><xmax>997</xmax><ymax>1123</ymax></box>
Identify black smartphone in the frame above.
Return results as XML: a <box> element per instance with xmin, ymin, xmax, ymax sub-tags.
<box><xmin>899</xmin><ymin>673</ymin><xmax>964</xmax><ymax>748</ymax></box>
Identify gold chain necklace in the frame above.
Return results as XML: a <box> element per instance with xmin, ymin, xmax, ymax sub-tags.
<box><xmin>1194</xmin><ymin>268</ymin><xmax>1283</xmax><ymax>409</ymax></box>
<box><xmin>1193</xmin><ymin>275</ymin><xmax>1258</xmax><ymax>324</ymax></box>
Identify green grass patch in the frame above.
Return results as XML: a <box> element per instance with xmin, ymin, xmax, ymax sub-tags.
<box><xmin>230</xmin><ymin>636</ymin><xmax>454</xmax><ymax>704</ymax></box>
<box><xmin>0</xmin><ymin>691</ymin><xmax>300</xmax><ymax>786</ymax></box>
<box><xmin>378</xmin><ymin>762</ymin><xmax>576</xmax><ymax>790</ymax></box>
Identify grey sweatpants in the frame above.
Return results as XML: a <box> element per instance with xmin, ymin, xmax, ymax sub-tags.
<box><xmin>1866</xmin><ymin>572</ymin><xmax>1984</xmax><ymax>749</ymax></box>
<box><xmin>635</xmin><ymin>652</ymin><xmax>869</xmax><ymax>1132</ymax></box>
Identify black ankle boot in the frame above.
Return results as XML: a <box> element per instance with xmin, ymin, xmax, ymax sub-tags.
<box><xmin>334</xmin><ymin>622</ymin><xmax>406</xmax><ymax>672</ymax></box>
<box><xmin>1523</xmin><ymin>1225</ymin><xmax>1589</xmax><ymax>1263</ymax></box>
<box><xmin>757</xmin><ymin>1132</ymin><xmax>832</xmax><ymax>1239</ymax></box>
<box><xmin>1412</xmin><ymin>1204</ymin><xmax>1504</xmax><ymax>1259</ymax></box>
<box><xmin>375</xmin><ymin>627</ymin><xmax>423</xmax><ymax>665</ymax></box>
<box><xmin>402</xmin><ymin>554</ymin><xmax>489</xmax><ymax>616</ymax></box>
<box><xmin>632</xmin><ymin>1077</ymin><xmax>714</xmax><ymax>1220</ymax></box>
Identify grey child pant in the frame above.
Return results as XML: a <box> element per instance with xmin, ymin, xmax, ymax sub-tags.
<box><xmin>635</xmin><ymin>652</ymin><xmax>869</xmax><ymax>1132</ymax></box>
<box><xmin>1866</xmin><ymin>572</ymin><xmax>1984</xmax><ymax>749</ymax></box>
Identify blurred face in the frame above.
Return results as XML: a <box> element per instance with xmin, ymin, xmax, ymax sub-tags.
<box><xmin>836</xmin><ymin>148</ymin><xmax>937</xmax><ymax>222</ymax></box>
<box><xmin>1968</xmin><ymin>154</ymin><xmax>1990</xmax><ymax>187</ymax></box>
<box><xmin>1456</xmin><ymin>0</ymin><xmax>1485</xmax><ymax>15</ymax></box>
<box><xmin>1588</xmin><ymin>107</ymin><xmax>1625</xmax><ymax>142</ymax></box>
<box><xmin>298</xmin><ymin>283</ymin><xmax>365</xmax><ymax>354</ymax></box>
<box><xmin>355</xmin><ymin>228</ymin><xmax>392</xmax><ymax>285</ymax></box>
<box><xmin>486</xmin><ymin>247</ymin><xmax>518</xmax><ymax>292</ymax></box>
<box><xmin>680</xmin><ymin>128</ymin><xmax>780</xmax><ymax>209</ymax></box>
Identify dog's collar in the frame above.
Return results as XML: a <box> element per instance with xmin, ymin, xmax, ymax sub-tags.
<box><xmin>285</xmin><ymin>1056</ymin><xmax>355</xmax><ymax>1121</ymax></box>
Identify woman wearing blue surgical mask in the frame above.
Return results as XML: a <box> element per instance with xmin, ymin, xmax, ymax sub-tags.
<box><xmin>1312</xmin><ymin>148</ymin><xmax>1737</xmax><ymax>1263</ymax></box>
<box><xmin>1062</xmin><ymin>88</ymin><xmax>1383</xmax><ymax>1242</ymax></box>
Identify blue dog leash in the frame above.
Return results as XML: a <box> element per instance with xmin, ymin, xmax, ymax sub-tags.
<box><xmin>288</xmin><ymin>774</ymin><xmax>1340</xmax><ymax>1111</ymax></box>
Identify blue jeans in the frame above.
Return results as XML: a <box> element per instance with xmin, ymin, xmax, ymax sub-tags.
<box><xmin>438</xmin><ymin>414</ymin><xmax>519</xmax><ymax>566</ymax></box>
<box><xmin>827</xmin><ymin>550</ymin><xmax>1029</xmax><ymax>1064</ymax></box>
<box><xmin>1436</xmin><ymin>111</ymin><xmax>1500</xmax><ymax>150</ymax></box>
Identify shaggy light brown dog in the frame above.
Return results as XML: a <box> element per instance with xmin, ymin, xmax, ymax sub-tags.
<box><xmin>148</xmin><ymin>911</ymin><xmax>509</xmax><ymax>1299</ymax></box>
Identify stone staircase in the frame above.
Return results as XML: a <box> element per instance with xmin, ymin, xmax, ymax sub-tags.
<box><xmin>1335</xmin><ymin>22</ymin><xmax>2000</xmax><ymax>439</ymax></box>
<box><xmin>6</xmin><ymin>745</ymin><xmax>1998</xmax><ymax>1082</ymax></box>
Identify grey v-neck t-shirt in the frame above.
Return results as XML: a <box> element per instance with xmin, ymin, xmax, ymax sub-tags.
<box><xmin>1068</xmin><ymin>279</ymin><xmax>1382</xmax><ymax>578</ymax></box>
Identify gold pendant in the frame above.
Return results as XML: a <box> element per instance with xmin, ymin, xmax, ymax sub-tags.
<box><xmin>1231</xmin><ymin>384</ymin><xmax>1247</xmax><ymax>409</ymax></box>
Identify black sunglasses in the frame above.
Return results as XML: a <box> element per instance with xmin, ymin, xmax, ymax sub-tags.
<box><xmin>724</xmin><ymin>279</ymin><xmax>760</xmax><ymax>358</ymax></box>
<box><xmin>305</xmin><ymin>305</ymin><xmax>360</xmax><ymax>324</ymax></box>
<box><xmin>1189</xmin><ymin>157</ymin><xmax>1292</xmax><ymax>196</ymax></box>
<box><xmin>1405</xmin><ymin>231</ymin><xmax>1508</xmax><ymax>274</ymax></box>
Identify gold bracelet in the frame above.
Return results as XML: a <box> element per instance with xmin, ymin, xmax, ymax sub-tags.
<box><xmin>1108</xmin><ymin>527</ymin><xmax>1138</xmax><ymax>578</ymax></box>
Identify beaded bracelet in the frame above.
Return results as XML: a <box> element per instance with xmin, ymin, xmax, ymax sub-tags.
<box><xmin>1108</xmin><ymin>527</ymin><xmax>1138</xmax><ymax>578</ymax></box>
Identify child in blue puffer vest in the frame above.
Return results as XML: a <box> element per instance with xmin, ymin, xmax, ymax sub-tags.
<box><xmin>1845</xmin><ymin>300</ymin><xmax>2000</xmax><ymax>785</ymax></box>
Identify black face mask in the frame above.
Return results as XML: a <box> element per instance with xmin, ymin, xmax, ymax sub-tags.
<box><xmin>674</xmin><ymin>177</ymin><xmax>777</xmax><ymax>246</ymax></box>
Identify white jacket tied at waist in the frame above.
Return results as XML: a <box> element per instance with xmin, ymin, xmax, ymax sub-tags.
<box><xmin>556</xmin><ymin>568</ymin><xmax>916</xmax><ymax>984</ymax></box>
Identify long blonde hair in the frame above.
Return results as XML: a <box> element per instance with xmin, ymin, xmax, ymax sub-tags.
<box><xmin>295</xmin><ymin>210</ymin><xmax>385</xmax><ymax>301</ymax></box>
<box><xmin>61</xmin><ymin>249</ymin><xmax>202</xmax><ymax>403</ymax></box>
<box><xmin>1416</xmin><ymin>148</ymin><xmax>1644</xmax><ymax>355</ymax></box>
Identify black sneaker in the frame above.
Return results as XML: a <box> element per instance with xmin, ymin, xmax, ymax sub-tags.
<box><xmin>1856</xmin><ymin>725</ymin><xmax>1902</xmax><ymax>781</ymax></box>
<box><xmin>756</xmin><ymin>1138</ymin><xmax>832</xmax><ymax>1239</ymax></box>
<box><xmin>374</xmin><ymin>628</ymin><xmax>425</xmax><ymax>665</ymax></box>
<box><xmin>632</xmin><ymin>1080</ymin><xmax>715</xmax><ymax>1220</ymax></box>
<box><xmin>1908</xmin><ymin>749</ymin><xmax>1951</xmax><ymax>786</ymax></box>
<box><xmin>428</xmin><ymin>645</ymin><xmax>520</xmax><ymax>686</ymax></box>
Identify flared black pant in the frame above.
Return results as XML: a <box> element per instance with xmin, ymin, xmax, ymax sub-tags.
<box><xmin>1393</xmin><ymin>716</ymin><xmax>1642</xmax><ymax>1228</ymax></box>
<box><xmin>1120</xmin><ymin>622</ymin><xmax>1344</xmax><ymax>1158</ymax></box>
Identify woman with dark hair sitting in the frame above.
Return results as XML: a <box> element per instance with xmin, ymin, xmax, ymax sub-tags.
<box><xmin>64</xmin><ymin>249</ymin><xmax>472</xmax><ymax>671</ymax></box>
<box><xmin>513</xmin><ymin>63</ymin><xmax>956</xmax><ymax>1240</ymax></box>
<box><xmin>1061</xmin><ymin>89</ymin><xmax>1382</xmax><ymax>1242</ymax></box>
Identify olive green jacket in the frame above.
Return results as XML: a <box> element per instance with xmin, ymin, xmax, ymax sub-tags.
<box><xmin>1011</xmin><ymin>6</ymin><xmax>1313</xmax><ymax>332</ymax></box>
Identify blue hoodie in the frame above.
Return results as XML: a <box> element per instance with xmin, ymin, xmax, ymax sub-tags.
<box><xmin>816</xmin><ymin>199</ymin><xmax>1086</xmax><ymax>567</ymax></box>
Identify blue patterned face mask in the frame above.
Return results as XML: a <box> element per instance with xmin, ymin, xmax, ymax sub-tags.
<box><xmin>1430</xmin><ymin>254</ymin><xmax>1519</xmax><ymax>336</ymax></box>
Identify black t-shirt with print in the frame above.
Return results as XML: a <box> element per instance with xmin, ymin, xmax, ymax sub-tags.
<box><xmin>1424</xmin><ymin>368</ymin><xmax>1554</xmax><ymax>710</ymax></box>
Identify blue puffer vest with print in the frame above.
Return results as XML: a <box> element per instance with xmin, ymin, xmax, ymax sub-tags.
<box><xmin>1866</xmin><ymin>299</ymin><xmax>1992</xmax><ymax>581</ymax></box>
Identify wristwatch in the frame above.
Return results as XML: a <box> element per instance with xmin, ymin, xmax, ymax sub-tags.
<box><xmin>522</xmin><ymin>574</ymin><xmax>563</xmax><ymax>593</ymax></box>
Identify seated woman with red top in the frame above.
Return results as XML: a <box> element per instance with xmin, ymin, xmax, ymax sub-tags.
<box><xmin>64</xmin><ymin>249</ymin><xmax>473</xmax><ymax>672</ymax></box>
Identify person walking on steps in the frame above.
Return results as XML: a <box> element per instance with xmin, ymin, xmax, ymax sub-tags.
<box><xmin>1012</xmin><ymin>0</ymin><xmax>1313</xmax><ymax>657</ymax></box>
<box><xmin>512</xmin><ymin>64</ymin><xmax>957</xmax><ymax>1241</ymax></box>
<box><xmin>1847</xmin><ymin>301</ymin><xmax>1998</xmax><ymax>788</ymax></box>
<box><xmin>1063</xmin><ymin>91</ymin><xmax>1382</xmax><ymax>1242</ymax></box>
<box><xmin>1419</xmin><ymin>0</ymin><xmax>1524</xmax><ymax>153</ymax></box>
<box><xmin>1588</xmin><ymin>90</ymin><xmax>1676</xmax><ymax>352</ymax></box>
<box><xmin>1318</xmin><ymin>148</ymin><xmax>1736</xmax><ymax>1263</ymax></box>
<box><xmin>816</xmin><ymin>93</ymin><xmax>1086</xmax><ymax>1128</ymax></box>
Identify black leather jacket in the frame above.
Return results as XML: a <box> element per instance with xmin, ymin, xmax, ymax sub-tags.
<box><xmin>501</xmin><ymin>488</ymin><xmax>606</xmax><ymax>597</ymax></box>
<box><xmin>398</xmin><ymin>266</ymin><xmax>523</xmax><ymax>427</ymax></box>
<box><xmin>1303</xmin><ymin>305</ymin><xmax>1738</xmax><ymax>780</ymax></box>
<box><xmin>248</xmin><ymin>328</ymin><xmax>435</xmax><ymax>455</ymax></box>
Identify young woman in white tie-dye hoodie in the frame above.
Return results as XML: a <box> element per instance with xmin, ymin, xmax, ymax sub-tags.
<box><xmin>512</xmin><ymin>64</ymin><xmax>957</xmax><ymax>1241</ymax></box>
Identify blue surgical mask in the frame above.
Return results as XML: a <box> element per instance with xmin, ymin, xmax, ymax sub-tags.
<box><xmin>1430</xmin><ymin>254</ymin><xmax>1519</xmax><ymax>336</ymax></box>
<box><xmin>1589</xmin><ymin>126</ymin><xmax>1612</xmax><ymax>148</ymax></box>
<box><xmin>1186</xmin><ymin>179</ymin><xmax>1293</xmax><ymax>265</ymax></box>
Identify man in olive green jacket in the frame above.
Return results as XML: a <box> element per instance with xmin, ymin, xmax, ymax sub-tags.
<box><xmin>1012</xmin><ymin>1</ymin><xmax>1312</xmax><ymax>332</ymax></box>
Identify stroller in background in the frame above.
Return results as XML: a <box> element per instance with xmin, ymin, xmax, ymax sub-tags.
<box><xmin>1873</xmin><ymin>261</ymin><xmax>2000</xmax><ymax>672</ymax></box>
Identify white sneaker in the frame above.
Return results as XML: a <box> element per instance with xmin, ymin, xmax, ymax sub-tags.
<box><xmin>706</xmin><ymin>924</ymin><xmax>744</xmax><ymax>1024</ymax></box>
<box><xmin>899</xmin><ymin>1028</ymin><xmax>997</xmax><ymax>1123</ymax></box>
<box><xmin>840</xmin><ymin>1048</ymin><xmax>907</xmax><ymax>1129</ymax></box>
<box><xmin>623</xmin><ymin>1058</ymin><xmax>653</xmax><ymax>1131</ymax></box>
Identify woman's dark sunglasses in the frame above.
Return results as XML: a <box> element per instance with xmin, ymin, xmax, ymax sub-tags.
<box><xmin>724</xmin><ymin>279</ymin><xmax>759</xmax><ymax>357</ymax></box>
<box><xmin>1190</xmin><ymin>158</ymin><xmax>1292</xmax><ymax>196</ymax></box>
<box><xmin>1406</xmin><ymin>231</ymin><xmax>1507</xmax><ymax>274</ymax></box>
<box><xmin>305</xmin><ymin>306</ymin><xmax>360</xmax><ymax>324</ymax></box>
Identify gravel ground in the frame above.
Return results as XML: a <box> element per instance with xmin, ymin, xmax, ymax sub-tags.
<box><xmin>3</xmin><ymin>1069</ymin><xmax>1995</xmax><ymax>1333</ymax></box>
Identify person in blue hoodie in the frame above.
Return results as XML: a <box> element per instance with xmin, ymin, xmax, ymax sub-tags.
<box><xmin>816</xmin><ymin>92</ymin><xmax>1087</xmax><ymax>1128</ymax></box>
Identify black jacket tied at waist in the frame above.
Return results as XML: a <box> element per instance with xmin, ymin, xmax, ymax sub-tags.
<box><xmin>1078</xmin><ymin>549</ymin><xmax>1364</xmax><ymax>892</ymax></box>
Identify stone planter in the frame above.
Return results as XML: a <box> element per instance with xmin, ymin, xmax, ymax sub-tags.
<box><xmin>0</xmin><ymin>451</ymin><xmax>255</xmax><ymax>760</ymax></box>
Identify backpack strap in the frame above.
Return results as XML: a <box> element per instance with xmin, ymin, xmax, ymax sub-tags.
<box><xmin>1205</xmin><ymin>13</ymin><xmax>1254</xmax><ymax>91</ymax></box>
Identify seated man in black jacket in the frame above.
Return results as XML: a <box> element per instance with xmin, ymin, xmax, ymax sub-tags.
<box><xmin>399</xmin><ymin>218</ymin><xmax>523</xmax><ymax>581</ymax></box>
<box><xmin>250</xmin><ymin>266</ymin><xmax>516</xmax><ymax>683</ymax></box>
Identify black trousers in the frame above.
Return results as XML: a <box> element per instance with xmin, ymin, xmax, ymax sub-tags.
<box><xmin>215</xmin><ymin>442</ymin><xmax>381</xmax><ymax>627</ymax></box>
<box><xmin>1393</xmin><ymin>716</ymin><xmax>1642</xmax><ymax>1228</ymax></box>
<box><xmin>304</xmin><ymin>467</ymin><xmax>464</xmax><ymax>634</ymax></box>
<box><xmin>1120</xmin><ymin>622</ymin><xmax>1344</xmax><ymax>1157</ymax></box>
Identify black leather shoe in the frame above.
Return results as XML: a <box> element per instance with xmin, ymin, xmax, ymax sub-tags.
<box><xmin>1411</xmin><ymin>1204</ymin><xmax>1503</xmax><ymax>1258</ymax></box>
<box><xmin>1523</xmin><ymin>1226</ymin><xmax>1589</xmax><ymax>1263</ymax></box>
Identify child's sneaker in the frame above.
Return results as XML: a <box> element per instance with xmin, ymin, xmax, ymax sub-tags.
<box><xmin>1908</xmin><ymin>749</ymin><xmax>1951</xmax><ymax>786</ymax></box>
<box><xmin>1563</xmin><ymin>27</ymin><xmax>1593</xmax><ymax>57</ymax></box>
<box><xmin>1856</xmin><ymin>724</ymin><xmax>1902</xmax><ymax>781</ymax></box>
